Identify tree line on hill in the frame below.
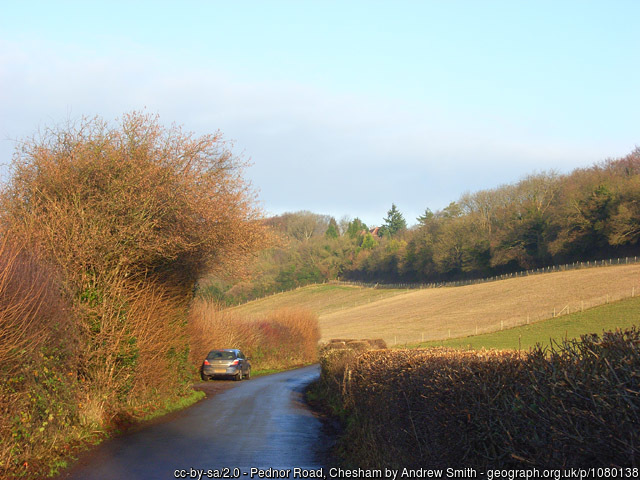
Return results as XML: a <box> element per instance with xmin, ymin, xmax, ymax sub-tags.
<box><xmin>201</xmin><ymin>147</ymin><xmax>640</xmax><ymax>304</ymax></box>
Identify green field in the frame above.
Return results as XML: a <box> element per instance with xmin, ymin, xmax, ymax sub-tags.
<box><xmin>410</xmin><ymin>295</ymin><xmax>640</xmax><ymax>351</ymax></box>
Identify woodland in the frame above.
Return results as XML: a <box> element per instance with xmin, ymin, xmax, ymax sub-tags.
<box><xmin>203</xmin><ymin>148</ymin><xmax>640</xmax><ymax>304</ymax></box>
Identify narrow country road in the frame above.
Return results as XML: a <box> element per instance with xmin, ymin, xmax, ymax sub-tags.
<box><xmin>57</xmin><ymin>365</ymin><xmax>334</xmax><ymax>480</ymax></box>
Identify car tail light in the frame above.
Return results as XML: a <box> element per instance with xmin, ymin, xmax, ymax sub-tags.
<box><xmin>204</xmin><ymin>359</ymin><xmax>210</xmax><ymax>365</ymax></box>
<box><xmin>230</xmin><ymin>359</ymin><xmax>239</xmax><ymax>366</ymax></box>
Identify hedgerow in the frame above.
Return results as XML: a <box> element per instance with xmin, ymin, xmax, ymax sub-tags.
<box><xmin>0</xmin><ymin>113</ymin><xmax>269</xmax><ymax>478</ymax></box>
<box><xmin>320</xmin><ymin>329</ymin><xmax>640</xmax><ymax>468</ymax></box>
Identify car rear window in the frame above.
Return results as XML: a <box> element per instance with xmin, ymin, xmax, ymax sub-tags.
<box><xmin>207</xmin><ymin>350</ymin><xmax>236</xmax><ymax>360</ymax></box>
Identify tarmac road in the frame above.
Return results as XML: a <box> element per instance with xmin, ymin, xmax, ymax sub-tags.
<box><xmin>58</xmin><ymin>365</ymin><xmax>334</xmax><ymax>480</ymax></box>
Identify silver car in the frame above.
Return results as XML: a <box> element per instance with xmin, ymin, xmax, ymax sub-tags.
<box><xmin>201</xmin><ymin>349</ymin><xmax>251</xmax><ymax>381</ymax></box>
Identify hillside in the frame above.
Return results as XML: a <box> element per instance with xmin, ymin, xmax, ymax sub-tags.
<box><xmin>228</xmin><ymin>283</ymin><xmax>406</xmax><ymax>318</ymax></box>
<box><xmin>418</xmin><ymin>295</ymin><xmax>640</xmax><ymax>350</ymax></box>
<box><xmin>211</xmin><ymin>149</ymin><xmax>640</xmax><ymax>305</ymax></box>
<box><xmin>230</xmin><ymin>264</ymin><xmax>640</xmax><ymax>346</ymax></box>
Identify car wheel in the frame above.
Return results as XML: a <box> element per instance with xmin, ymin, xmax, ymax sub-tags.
<box><xmin>200</xmin><ymin>371</ymin><xmax>208</xmax><ymax>381</ymax></box>
<box><xmin>245</xmin><ymin>368</ymin><xmax>251</xmax><ymax>380</ymax></box>
<box><xmin>235</xmin><ymin>371</ymin><xmax>242</xmax><ymax>381</ymax></box>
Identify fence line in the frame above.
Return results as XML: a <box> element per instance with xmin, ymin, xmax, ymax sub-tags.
<box><xmin>334</xmin><ymin>256</ymin><xmax>640</xmax><ymax>291</ymax></box>
<box><xmin>227</xmin><ymin>255</ymin><xmax>640</xmax><ymax>308</ymax></box>
<box><xmin>389</xmin><ymin>285</ymin><xmax>639</xmax><ymax>346</ymax></box>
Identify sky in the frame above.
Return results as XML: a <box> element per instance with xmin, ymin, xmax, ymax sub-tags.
<box><xmin>1</xmin><ymin>1</ymin><xmax>639</xmax><ymax>227</ymax></box>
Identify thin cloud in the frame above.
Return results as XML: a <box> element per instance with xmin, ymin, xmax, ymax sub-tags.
<box><xmin>0</xmin><ymin>39</ymin><xmax>627</xmax><ymax>226</ymax></box>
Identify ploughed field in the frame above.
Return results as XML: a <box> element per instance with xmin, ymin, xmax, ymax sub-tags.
<box><xmin>230</xmin><ymin>264</ymin><xmax>640</xmax><ymax>346</ymax></box>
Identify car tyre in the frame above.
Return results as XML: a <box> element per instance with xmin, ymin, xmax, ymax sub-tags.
<box><xmin>245</xmin><ymin>368</ymin><xmax>251</xmax><ymax>380</ymax></box>
<box><xmin>235</xmin><ymin>371</ymin><xmax>243</xmax><ymax>381</ymax></box>
<box><xmin>200</xmin><ymin>371</ymin><xmax>208</xmax><ymax>381</ymax></box>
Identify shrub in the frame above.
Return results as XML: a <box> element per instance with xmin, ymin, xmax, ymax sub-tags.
<box><xmin>258</xmin><ymin>308</ymin><xmax>320</xmax><ymax>367</ymax></box>
<box><xmin>0</xmin><ymin>112</ymin><xmax>268</xmax><ymax>411</ymax></box>
<box><xmin>1</xmin><ymin>112</ymin><xmax>267</xmax><ymax>292</ymax></box>
<box><xmin>188</xmin><ymin>299</ymin><xmax>320</xmax><ymax>370</ymax></box>
<box><xmin>0</xmin><ymin>238</ymin><xmax>77</xmax><ymax>478</ymax></box>
<box><xmin>0</xmin><ymin>112</ymin><xmax>269</xmax><ymax>477</ymax></box>
<box><xmin>74</xmin><ymin>278</ymin><xmax>191</xmax><ymax>427</ymax></box>
<box><xmin>321</xmin><ymin>328</ymin><xmax>640</xmax><ymax>468</ymax></box>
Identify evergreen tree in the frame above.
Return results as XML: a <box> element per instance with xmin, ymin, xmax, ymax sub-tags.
<box><xmin>382</xmin><ymin>203</ymin><xmax>407</xmax><ymax>236</ymax></box>
<box><xmin>325</xmin><ymin>217</ymin><xmax>339</xmax><ymax>239</ymax></box>
<box><xmin>361</xmin><ymin>232</ymin><xmax>377</xmax><ymax>249</ymax></box>
<box><xmin>417</xmin><ymin>208</ymin><xmax>434</xmax><ymax>226</ymax></box>
<box><xmin>347</xmin><ymin>218</ymin><xmax>368</xmax><ymax>239</ymax></box>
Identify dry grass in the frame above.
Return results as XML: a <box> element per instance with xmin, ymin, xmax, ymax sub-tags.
<box><xmin>189</xmin><ymin>299</ymin><xmax>320</xmax><ymax>370</ymax></box>
<box><xmin>418</xmin><ymin>295</ymin><xmax>640</xmax><ymax>350</ymax></box>
<box><xmin>317</xmin><ymin>264</ymin><xmax>640</xmax><ymax>345</ymax></box>
<box><xmin>229</xmin><ymin>283</ymin><xmax>404</xmax><ymax>318</ymax></box>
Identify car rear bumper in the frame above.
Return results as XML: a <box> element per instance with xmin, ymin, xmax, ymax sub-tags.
<box><xmin>203</xmin><ymin>365</ymin><xmax>241</xmax><ymax>378</ymax></box>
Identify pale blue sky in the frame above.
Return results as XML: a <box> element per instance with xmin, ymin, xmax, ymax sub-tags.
<box><xmin>1</xmin><ymin>1</ymin><xmax>639</xmax><ymax>226</ymax></box>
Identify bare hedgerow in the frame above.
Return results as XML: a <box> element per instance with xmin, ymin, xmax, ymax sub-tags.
<box><xmin>188</xmin><ymin>300</ymin><xmax>320</xmax><ymax>370</ymax></box>
<box><xmin>1</xmin><ymin>112</ymin><xmax>269</xmax><ymax>293</ymax></box>
<box><xmin>0</xmin><ymin>113</ymin><xmax>271</xmax><ymax>477</ymax></box>
<box><xmin>0</xmin><ymin>238</ymin><xmax>77</xmax><ymax>477</ymax></box>
<box><xmin>322</xmin><ymin>330</ymin><xmax>640</xmax><ymax>469</ymax></box>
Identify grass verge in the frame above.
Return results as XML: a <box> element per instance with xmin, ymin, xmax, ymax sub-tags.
<box><xmin>251</xmin><ymin>364</ymin><xmax>315</xmax><ymax>378</ymax></box>
<box><xmin>139</xmin><ymin>389</ymin><xmax>206</xmax><ymax>423</ymax></box>
<box><xmin>45</xmin><ymin>387</ymin><xmax>206</xmax><ymax>478</ymax></box>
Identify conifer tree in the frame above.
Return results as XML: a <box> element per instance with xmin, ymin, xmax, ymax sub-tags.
<box><xmin>417</xmin><ymin>208</ymin><xmax>434</xmax><ymax>226</ymax></box>
<box><xmin>382</xmin><ymin>203</ymin><xmax>407</xmax><ymax>236</ymax></box>
<box><xmin>325</xmin><ymin>217</ymin><xmax>339</xmax><ymax>239</ymax></box>
<box><xmin>347</xmin><ymin>218</ymin><xmax>368</xmax><ymax>239</ymax></box>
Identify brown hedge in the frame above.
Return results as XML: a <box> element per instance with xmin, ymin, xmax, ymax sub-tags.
<box><xmin>320</xmin><ymin>328</ymin><xmax>640</xmax><ymax>468</ymax></box>
<box><xmin>0</xmin><ymin>113</ymin><xmax>270</xmax><ymax>478</ymax></box>
<box><xmin>2</xmin><ymin>112</ymin><xmax>268</xmax><ymax>292</ymax></box>
<box><xmin>188</xmin><ymin>300</ymin><xmax>321</xmax><ymax>370</ymax></box>
<box><xmin>0</xmin><ymin>239</ymin><xmax>77</xmax><ymax>477</ymax></box>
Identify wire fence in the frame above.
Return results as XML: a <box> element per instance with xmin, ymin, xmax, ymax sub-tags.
<box><xmin>227</xmin><ymin>255</ymin><xmax>640</xmax><ymax>308</ymax></box>
<box><xmin>386</xmin><ymin>285</ymin><xmax>640</xmax><ymax>346</ymax></box>
<box><xmin>333</xmin><ymin>256</ymin><xmax>640</xmax><ymax>291</ymax></box>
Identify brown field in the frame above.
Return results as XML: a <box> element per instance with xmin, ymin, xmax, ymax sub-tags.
<box><xmin>228</xmin><ymin>283</ymin><xmax>404</xmax><ymax>318</ymax></box>
<box><xmin>231</xmin><ymin>264</ymin><xmax>640</xmax><ymax>346</ymax></box>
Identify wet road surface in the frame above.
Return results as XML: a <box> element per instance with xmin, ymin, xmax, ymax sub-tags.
<box><xmin>58</xmin><ymin>365</ymin><xmax>333</xmax><ymax>479</ymax></box>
